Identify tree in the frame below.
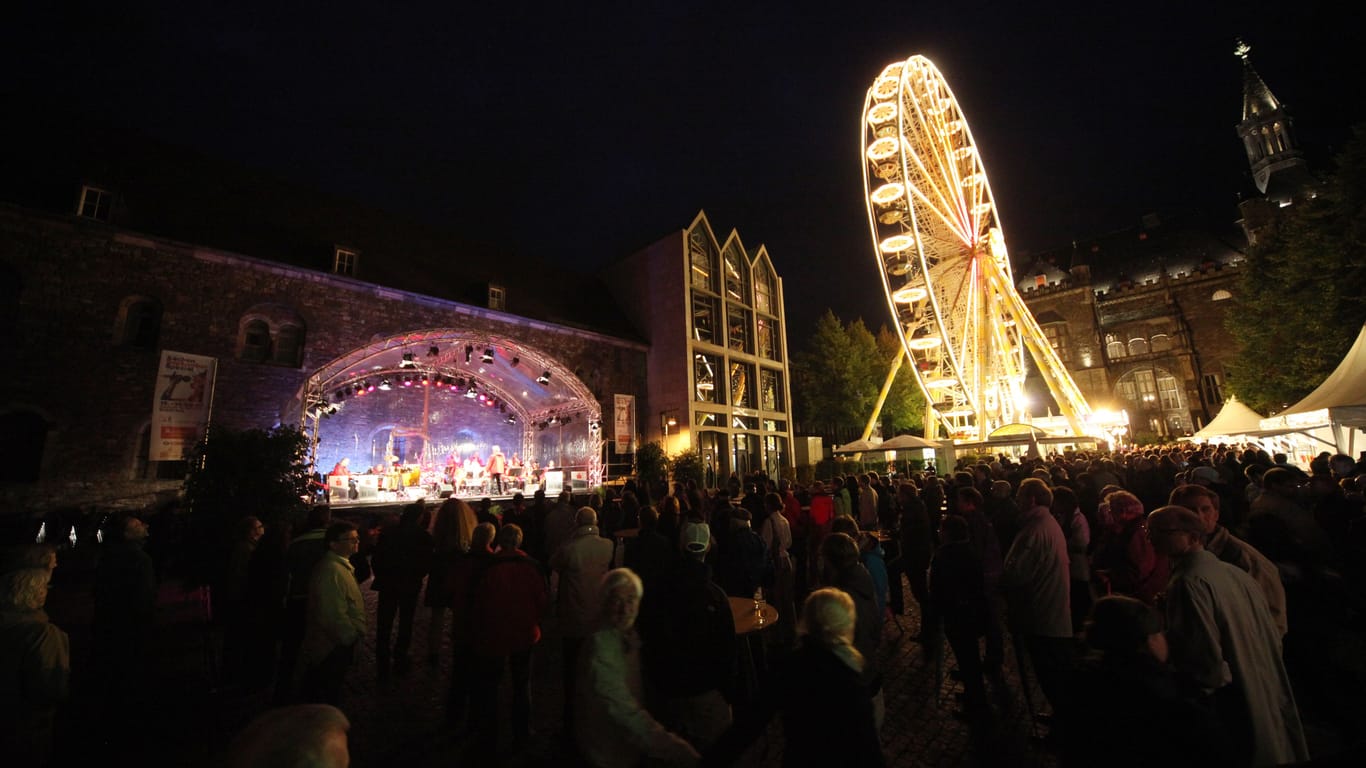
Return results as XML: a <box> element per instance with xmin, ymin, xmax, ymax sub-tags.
<box><xmin>875</xmin><ymin>323</ymin><xmax>927</xmax><ymax>437</ymax></box>
<box><xmin>669</xmin><ymin>447</ymin><xmax>707</xmax><ymax>488</ymax></box>
<box><xmin>1227</xmin><ymin>124</ymin><xmax>1366</xmax><ymax>413</ymax></box>
<box><xmin>791</xmin><ymin>310</ymin><xmax>924</xmax><ymax>444</ymax></box>
<box><xmin>634</xmin><ymin>441</ymin><xmax>669</xmax><ymax>496</ymax></box>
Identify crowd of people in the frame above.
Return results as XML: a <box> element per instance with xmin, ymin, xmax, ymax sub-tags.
<box><xmin>4</xmin><ymin>443</ymin><xmax>1365</xmax><ymax>767</ymax></box>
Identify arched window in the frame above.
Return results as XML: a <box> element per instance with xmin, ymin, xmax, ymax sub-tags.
<box><xmin>1106</xmin><ymin>334</ymin><xmax>1126</xmax><ymax>359</ymax></box>
<box><xmin>240</xmin><ymin>319</ymin><xmax>272</xmax><ymax>362</ymax></box>
<box><xmin>722</xmin><ymin>244</ymin><xmax>751</xmax><ymax>305</ymax></box>
<box><xmin>1211</xmin><ymin>289</ymin><xmax>1232</xmax><ymax>301</ymax></box>
<box><xmin>273</xmin><ymin>323</ymin><xmax>305</xmax><ymax>367</ymax></box>
<box><xmin>1128</xmin><ymin>337</ymin><xmax>1149</xmax><ymax>356</ymax></box>
<box><xmin>1150</xmin><ymin>333</ymin><xmax>1172</xmax><ymax>352</ymax></box>
<box><xmin>116</xmin><ymin>296</ymin><xmax>162</xmax><ymax>349</ymax></box>
<box><xmin>754</xmin><ymin>262</ymin><xmax>776</xmax><ymax>316</ymax></box>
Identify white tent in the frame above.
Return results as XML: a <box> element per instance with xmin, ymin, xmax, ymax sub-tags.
<box><xmin>1258</xmin><ymin>322</ymin><xmax>1366</xmax><ymax>454</ymax></box>
<box><xmin>879</xmin><ymin>434</ymin><xmax>939</xmax><ymax>450</ymax></box>
<box><xmin>833</xmin><ymin>438</ymin><xmax>881</xmax><ymax>454</ymax></box>
<box><xmin>1189</xmin><ymin>396</ymin><xmax>1265</xmax><ymax>441</ymax></box>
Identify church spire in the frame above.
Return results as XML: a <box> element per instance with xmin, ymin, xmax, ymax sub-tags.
<box><xmin>1234</xmin><ymin>39</ymin><xmax>1307</xmax><ymax>200</ymax></box>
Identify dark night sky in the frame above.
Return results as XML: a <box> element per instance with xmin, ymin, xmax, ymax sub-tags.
<box><xmin>5</xmin><ymin>2</ymin><xmax>1360</xmax><ymax>339</ymax></box>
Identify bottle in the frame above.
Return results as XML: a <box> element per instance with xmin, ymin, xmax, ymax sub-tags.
<box><xmin>753</xmin><ymin>587</ymin><xmax>765</xmax><ymax>624</ymax></box>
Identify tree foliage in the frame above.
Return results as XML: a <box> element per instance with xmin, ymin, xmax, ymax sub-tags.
<box><xmin>634</xmin><ymin>441</ymin><xmax>669</xmax><ymax>493</ymax></box>
<box><xmin>668</xmin><ymin>447</ymin><xmax>707</xmax><ymax>488</ymax></box>
<box><xmin>791</xmin><ymin>309</ymin><xmax>925</xmax><ymax>443</ymax></box>
<box><xmin>1227</xmin><ymin>124</ymin><xmax>1366</xmax><ymax>413</ymax></box>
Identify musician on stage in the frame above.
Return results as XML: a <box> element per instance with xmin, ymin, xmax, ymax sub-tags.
<box><xmin>329</xmin><ymin>458</ymin><xmax>351</xmax><ymax>477</ymax></box>
<box><xmin>488</xmin><ymin>446</ymin><xmax>507</xmax><ymax>494</ymax></box>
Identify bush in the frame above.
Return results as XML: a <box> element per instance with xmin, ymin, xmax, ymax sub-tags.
<box><xmin>634</xmin><ymin>442</ymin><xmax>669</xmax><ymax>491</ymax></box>
<box><xmin>669</xmin><ymin>448</ymin><xmax>706</xmax><ymax>488</ymax></box>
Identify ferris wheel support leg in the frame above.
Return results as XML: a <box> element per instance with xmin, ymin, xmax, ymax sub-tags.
<box><xmin>859</xmin><ymin>346</ymin><xmax>907</xmax><ymax>446</ymax></box>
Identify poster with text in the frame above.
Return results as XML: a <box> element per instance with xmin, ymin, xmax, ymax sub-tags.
<box><xmin>150</xmin><ymin>350</ymin><xmax>217</xmax><ymax>460</ymax></box>
<box><xmin>613</xmin><ymin>394</ymin><xmax>635</xmax><ymax>454</ymax></box>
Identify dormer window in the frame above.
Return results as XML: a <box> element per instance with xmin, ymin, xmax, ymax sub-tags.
<box><xmin>77</xmin><ymin>185</ymin><xmax>111</xmax><ymax>221</ymax></box>
<box><xmin>489</xmin><ymin>284</ymin><xmax>506</xmax><ymax>311</ymax></box>
<box><xmin>333</xmin><ymin>247</ymin><xmax>358</xmax><ymax>277</ymax></box>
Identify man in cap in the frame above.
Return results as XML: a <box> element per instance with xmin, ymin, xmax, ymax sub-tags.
<box><xmin>549</xmin><ymin>507</ymin><xmax>613</xmax><ymax>735</ymax></box>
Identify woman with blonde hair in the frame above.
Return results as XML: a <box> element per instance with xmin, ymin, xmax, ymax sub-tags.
<box><xmin>425</xmin><ymin>498</ymin><xmax>477</xmax><ymax>664</ymax></box>
<box><xmin>710</xmin><ymin>588</ymin><xmax>885</xmax><ymax>766</ymax></box>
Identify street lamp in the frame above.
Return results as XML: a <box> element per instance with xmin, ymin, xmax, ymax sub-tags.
<box><xmin>661</xmin><ymin>410</ymin><xmax>679</xmax><ymax>454</ymax></box>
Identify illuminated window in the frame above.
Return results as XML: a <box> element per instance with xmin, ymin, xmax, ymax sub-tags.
<box><xmin>488</xmin><ymin>284</ymin><xmax>506</xmax><ymax>311</ymax></box>
<box><xmin>1042</xmin><ymin>323</ymin><xmax>1070</xmax><ymax>363</ymax></box>
<box><xmin>755</xmin><ymin>265</ymin><xmax>775</xmax><ymax>315</ymax></box>
<box><xmin>760</xmin><ymin>368</ymin><xmax>784</xmax><ymax>412</ymax></box>
<box><xmin>333</xmin><ymin>247</ymin><xmax>359</xmax><ymax>277</ymax></box>
<box><xmin>1201</xmin><ymin>373</ymin><xmax>1225</xmax><ymax>406</ymax></box>
<box><xmin>694</xmin><ymin>353</ymin><xmax>723</xmax><ymax>404</ymax></box>
<box><xmin>1157</xmin><ymin>373</ymin><xmax>1182</xmax><ymax>410</ymax></box>
<box><xmin>723</xmin><ymin>245</ymin><xmax>750</xmax><ymax>305</ymax></box>
<box><xmin>692</xmin><ymin>292</ymin><xmax>719</xmax><ymax>345</ymax></box>
<box><xmin>77</xmin><ymin>185</ymin><xmax>111</xmax><ymax>221</ymax></box>
<box><xmin>1150</xmin><ymin>333</ymin><xmax>1172</xmax><ymax>352</ymax></box>
<box><xmin>757</xmin><ymin>317</ymin><xmax>780</xmax><ymax>361</ymax></box>
<box><xmin>689</xmin><ymin>229</ymin><xmax>718</xmax><ymax>293</ymax></box>
<box><xmin>730</xmin><ymin>360</ymin><xmax>755</xmax><ymax>409</ymax></box>
<box><xmin>1128</xmin><ymin>338</ymin><xmax>1149</xmax><ymax>356</ymax></box>
<box><xmin>1211</xmin><ymin>289</ymin><xmax>1232</xmax><ymax>301</ymax></box>
<box><xmin>727</xmin><ymin>305</ymin><xmax>753</xmax><ymax>354</ymax></box>
<box><xmin>1106</xmin><ymin>334</ymin><xmax>1126</xmax><ymax>359</ymax></box>
<box><xmin>1034</xmin><ymin>274</ymin><xmax>1047</xmax><ymax>288</ymax></box>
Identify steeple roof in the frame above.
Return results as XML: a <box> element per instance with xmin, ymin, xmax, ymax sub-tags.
<box><xmin>1238</xmin><ymin>40</ymin><xmax>1282</xmax><ymax>122</ymax></box>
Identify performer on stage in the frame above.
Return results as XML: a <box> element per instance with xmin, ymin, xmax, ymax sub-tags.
<box><xmin>329</xmin><ymin>458</ymin><xmax>350</xmax><ymax>477</ymax></box>
<box><xmin>487</xmin><ymin>446</ymin><xmax>507</xmax><ymax>494</ymax></box>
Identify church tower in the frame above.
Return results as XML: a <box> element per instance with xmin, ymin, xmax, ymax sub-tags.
<box><xmin>1235</xmin><ymin>40</ymin><xmax>1313</xmax><ymax>204</ymax></box>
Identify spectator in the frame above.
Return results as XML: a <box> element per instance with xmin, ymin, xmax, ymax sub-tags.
<box><xmin>820</xmin><ymin>532</ymin><xmax>882</xmax><ymax>726</ymax></box>
<box><xmin>297</xmin><ymin>522</ymin><xmax>365</xmax><ymax>708</ymax></box>
<box><xmin>576</xmin><ymin>568</ymin><xmax>699</xmax><ymax>767</ymax></box>
<box><xmin>278</xmin><ymin>506</ymin><xmax>331</xmax><ymax>702</ymax></box>
<box><xmin>1092</xmin><ymin>490</ymin><xmax>1167</xmax><ymax>604</ymax></box>
<box><xmin>930</xmin><ymin>515</ymin><xmax>990</xmax><ymax>720</ymax></box>
<box><xmin>550</xmin><ymin>507</ymin><xmax>614</xmax><ymax>736</ymax></box>
<box><xmin>446</xmin><ymin>523</ymin><xmax>496</xmax><ymax>728</ymax></box>
<box><xmin>0</xmin><ymin>567</ymin><xmax>69</xmax><ymax>767</ymax></box>
<box><xmin>371</xmin><ymin>502</ymin><xmax>434</xmax><ymax>676</ymax></box>
<box><xmin>1146</xmin><ymin>505</ymin><xmax>1308</xmax><ymax>766</ymax></box>
<box><xmin>226</xmin><ymin>704</ymin><xmax>350</xmax><ymax>768</ymax></box>
<box><xmin>467</xmin><ymin>524</ymin><xmax>549</xmax><ymax>759</ymax></box>
<box><xmin>426</xmin><ymin>498</ymin><xmax>477</xmax><ymax>666</ymax></box>
<box><xmin>94</xmin><ymin>514</ymin><xmax>157</xmax><ymax>739</ymax></box>
<box><xmin>715</xmin><ymin>508</ymin><xmax>768</xmax><ymax>599</ymax></box>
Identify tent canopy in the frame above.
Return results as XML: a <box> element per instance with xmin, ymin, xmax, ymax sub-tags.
<box><xmin>1279</xmin><ymin>323</ymin><xmax>1366</xmax><ymax>419</ymax></box>
<box><xmin>833</xmin><ymin>439</ymin><xmax>880</xmax><ymax>454</ymax></box>
<box><xmin>880</xmin><ymin>434</ymin><xmax>938</xmax><ymax>450</ymax></box>
<box><xmin>1190</xmin><ymin>396</ymin><xmax>1265</xmax><ymax>440</ymax></box>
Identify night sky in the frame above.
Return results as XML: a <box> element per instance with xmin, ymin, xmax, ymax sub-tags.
<box><xmin>5</xmin><ymin>2</ymin><xmax>1360</xmax><ymax>339</ymax></box>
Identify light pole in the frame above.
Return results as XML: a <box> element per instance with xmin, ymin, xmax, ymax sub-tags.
<box><xmin>661</xmin><ymin>410</ymin><xmax>678</xmax><ymax>454</ymax></box>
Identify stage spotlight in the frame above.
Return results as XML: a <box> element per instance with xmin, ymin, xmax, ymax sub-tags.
<box><xmin>378</xmin><ymin>378</ymin><xmax>393</xmax><ymax>391</ymax></box>
<box><xmin>506</xmin><ymin>415</ymin><xmax>516</xmax><ymax>425</ymax></box>
<box><xmin>354</xmin><ymin>383</ymin><xmax>365</xmax><ymax>396</ymax></box>
<box><xmin>465</xmin><ymin>345</ymin><xmax>473</xmax><ymax>363</ymax></box>
<box><xmin>428</xmin><ymin>345</ymin><xmax>440</xmax><ymax>358</ymax></box>
<box><xmin>401</xmin><ymin>352</ymin><xmax>416</xmax><ymax>367</ymax></box>
<box><xmin>482</xmin><ymin>347</ymin><xmax>495</xmax><ymax>364</ymax></box>
<box><xmin>537</xmin><ymin>371</ymin><xmax>551</xmax><ymax>385</ymax></box>
<box><xmin>365</xmin><ymin>380</ymin><xmax>376</xmax><ymax>393</ymax></box>
<box><xmin>420</xmin><ymin>373</ymin><xmax>430</xmax><ymax>386</ymax></box>
<box><xmin>402</xmin><ymin>375</ymin><xmax>414</xmax><ymax>387</ymax></box>
<box><xmin>465</xmin><ymin>384</ymin><xmax>478</xmax><ymax>398</ymax></box>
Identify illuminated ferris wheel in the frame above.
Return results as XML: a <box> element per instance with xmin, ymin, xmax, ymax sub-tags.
<box><xmin>861</xmin><ymin>55</ymin><xmax>1092</xmax><ymax>442</ymax></box>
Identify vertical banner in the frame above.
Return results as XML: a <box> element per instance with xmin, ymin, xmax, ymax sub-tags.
<box><xmin>150</xmin><ymin>350</ymin><xmax>217</xmax><ymax>460</ymax></box>
<box><xmin>613</xmin><ymin>394</ymin><xmax>635</xmax><ymax>454</ymax></box>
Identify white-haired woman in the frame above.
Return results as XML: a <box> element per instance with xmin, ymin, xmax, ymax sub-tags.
<box><xmin>0</xmin><ymin>567</ymin><xmax>70</xmax><ymax>765</ymax></box>
<box><xmin>575</xmin><ymin>568</ymin><xmax>699</xmax><ymax>767</ymax></box>
<box><xmin>709</xmin><ymin>587</ymin><xmax>885</xmax><ymax>766</ymax></box>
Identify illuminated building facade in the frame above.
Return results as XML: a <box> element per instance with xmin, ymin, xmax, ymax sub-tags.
<box><xmin>603</xmin><ymin>212</ymin><xmax>795</xmax><ymax>479</ymax></box>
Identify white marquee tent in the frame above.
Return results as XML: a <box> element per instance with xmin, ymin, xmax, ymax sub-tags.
<box><xmin>1188</xmin><ymin>396</ymin><xmax>1265</xmax><ymax>442</ymax></box>
<box><xmin>1257</xmin><ymin>322</ymin><xmax>1366</xmax><ymax>455</ymax></box>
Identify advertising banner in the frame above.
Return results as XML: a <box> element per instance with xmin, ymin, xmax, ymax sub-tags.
<box><xmin>150</xmin><ymin>350</ymin><xmax>217</xmax><ymax>460</ymax></box>
<box><xmin>613</xmin><ymin>394</ymin><xmax>635</xmax><ymax>454</ymax></box>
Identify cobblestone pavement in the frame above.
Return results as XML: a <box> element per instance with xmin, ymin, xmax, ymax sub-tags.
<box><xmin>46</xmin><ymin>565</ymin><xmax>1356</xmax><ymax>767</ymax></box>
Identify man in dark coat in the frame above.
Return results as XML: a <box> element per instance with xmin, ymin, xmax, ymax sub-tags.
<box><xmin>94</xmin><ymin>515</ymin><xmax>157</xmax><ymax>744</ymax></box>
<box><xmin>371</xmin><ymin>502</ymin><xmax>433</xmax><ymax>676</ymax></box>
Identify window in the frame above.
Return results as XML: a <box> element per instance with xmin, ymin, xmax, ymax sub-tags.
<box><xmin>1106</xmin><ymin>334</ymin><xmax>1126</xmax><ymax>359</ymax></box>
<box><xmin>754</xmin><ymin>264</ymin><xmax>775</xmax><ymax>315</ymax></box>
<box><xmin>1128</xmin><ymin>337</ymin><xmax>1149</xmax><ymax>356</ymax></box>
<box><xmin>722</xmin><ymin>245</ymin><xmax>750</xmax><ymax>305</ymax></box>
<box><xmin>488</xmin><ymin>284</ymin><xmax>506</xmax><ymax>311</ymax></box>
<box><xmin>694</xmin><ymin>353</ymin><xmax>723</xmax><ymax>404</ymax></box>
<box><xmin>762</xmin><ymin>418</ymin><xmax>787</xmax><ymax>432</ymax></box>
<box><xmin>1116</xmin><ymin>366</ymin><xmax>1186</xmax><ymax>414</ymax></box>
<box><xmin>760</xmin><ymin>368</ymin><xmax>784</xmax><ymax>412</ymax></box>
<box><xmin>1156</xmin><ymin>372</ymin><xmax>1182</xmax><ymax>410</ymax></box>
<box><xmin>1201</xmin><ymin>373</ymin><xmax>1225</xmax><ymax>406</ymax></box>
<box><xmin>1150</xmin><ymin>333</ymin><xmax>1172</xmax><ymax>352</ymax></box>
<box><xmin>692</xmin><ymin>292</ymin><xmax>720</xmax><ymax>345</ymax></box>
<box><xmin>730</xmin><ymin>360</ymin><xmax>756</xmax><ymax>409</ymax></box>
<box><xmin>77</xmin><ymin>185</ymin><xmax>111</xmax><ymax>221</ymax></box>
<box><xmin>1042</xmin><ymin>323</ymin><xmax>1070</xmax><ymax>363</ymax></box>
<box><xmin>240</xmin><ymin>319</ymin><xmax>272</xmax><ymax>362</ymax></box>
<box><xmin>727</xmin><ymin>305</ymin><xmax>752</xmax><ymax>354</ymax></box>
<box><xmin>757</xmin><ymin>317</ymin><xmax>780</xmax><ymax>361</ymax></box>
<box><xmin>273</xmin><ymin>324</ymin><xmax>305</xmax><ymax>367</ymax></box>
<box><xmin>333</xmin><ymin>247</ymin><xmax>359</xmax><ymax>277</ymax></box>
<box><xmin>689</xmin><ymin>229</ymin><xmax>718</xmax><ymax>293</ymax></box>
<box><xmin>694</xmin><ymin>411</ymin><xmax>724</xmax><ymax>427</ymax></box>
<box><xmin>1211</xmin><ymin>289</ymin><xmax>1232</xmax><ymax>302</ymax></box>
<box><xmin>732</xmin><ymin>414</ymin><xmax>760</xmax><ymax>430</ymax></box>
<box><xmin>116</xmin><ymin>296</ymin><xmax>162</xmax><ymax>349</ymax></box>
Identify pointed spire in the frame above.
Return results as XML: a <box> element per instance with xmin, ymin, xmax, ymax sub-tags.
<box><xmin>1236</xmin><ymin>39</ymin><xmax>1280</xmax><ymax>122</ymax></box>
